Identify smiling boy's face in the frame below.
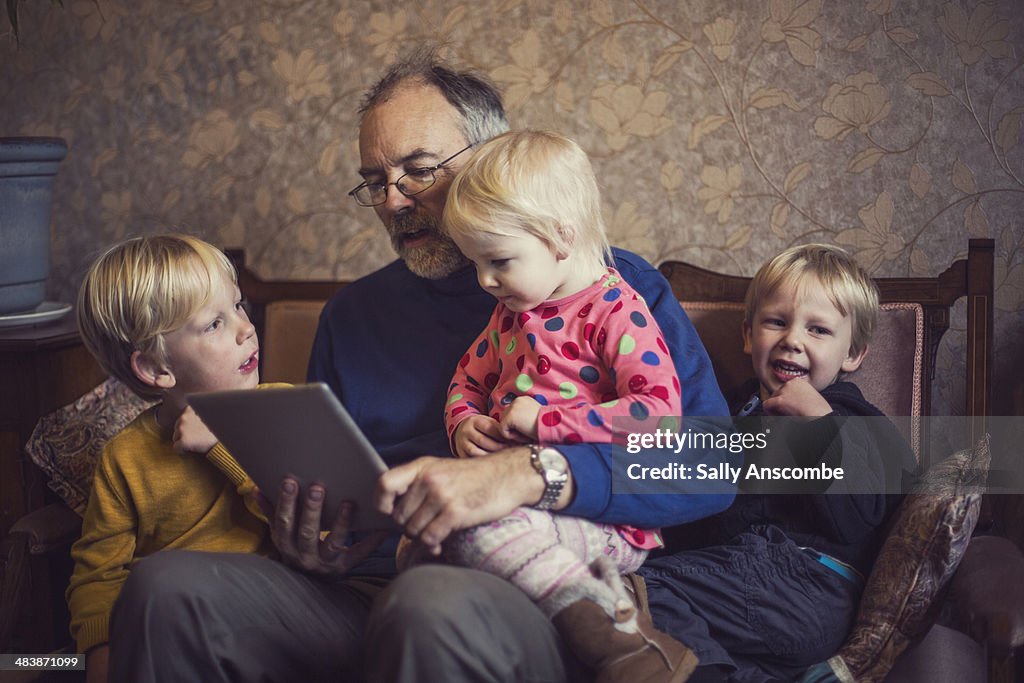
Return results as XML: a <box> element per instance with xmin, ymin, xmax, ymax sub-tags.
<box><xmin>743</xmin><ymin>275</ymin><xmax>867</xmax><ymax>401</ymax></box>
<box><xmin>154</xmin><ymin>268</ymin><xmax>260</xmax><ymax>400</ymax></box>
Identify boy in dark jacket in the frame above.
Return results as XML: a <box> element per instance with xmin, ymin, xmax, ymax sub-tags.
<box><xmin>641</xmin><ymin>244</ymin><xmax>916</xmax><ymax>682</ymax></box>
<box><xmin>732</xmin><ymin>242</ymin><xmax>915</xmax><ymax>575</ymax></box>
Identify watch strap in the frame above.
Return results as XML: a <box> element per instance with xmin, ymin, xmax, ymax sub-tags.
<box><xmin>529</xmin><ymin>444</ymin><xmax>566</xmax><ymax>510</ymax></box>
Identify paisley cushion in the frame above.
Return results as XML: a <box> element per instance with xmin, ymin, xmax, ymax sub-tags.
<box><xmin>814</xmin><ymin>435</ymin><xmax>990</xmax><ymax>683</ymax></box>
<box><xmin>25</xmin><ymin>377</ymin><xmax>155</xmax><ymax>515</ymax></box>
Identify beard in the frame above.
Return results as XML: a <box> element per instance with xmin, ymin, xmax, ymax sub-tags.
<box><xmin>388</xmin><ymin>211</ymin><xmax>468</xmax><ymax>280</ymax></box>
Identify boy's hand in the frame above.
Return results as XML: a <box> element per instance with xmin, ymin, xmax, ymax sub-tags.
<box><xmin>173</xmin><ymin>406</ymin><xmax>218</xmax><ymax>454</ymax></box>
<box><xmin>454</xmin><ymin>415</ymin><xmax>508</xmax><ymax>457</ymax></box>
<box><xmin>762</xmin><ymin>379</ymin><xmax>832</xmax><ymax>417</ymax></box>
<box><xmin>84</xmin><ymin>644</ymin><xmax>108</xmax><ymax>683</ymax></box>
<box><xmin>500</xmin><ymin>397</ymin><xmax>540</xmax><ymax>442</ymax></box>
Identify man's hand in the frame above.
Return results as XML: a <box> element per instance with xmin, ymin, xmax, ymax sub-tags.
<box><xmin>454</xmin><ymin>415</ymin><xmax>508</xmax><ymax>457</ymax></box>
<box><xmin>271</xmin><ymin>478</ymin><xmax>387</xmax><ymax>576</ymax></box>
<box><xmin>173</xmin><ymin>406</ymin><xmax>217</xmax><ymax>454</ymax></box>
<box><xmin>375</xmin><ymin>448</ymin><xmax>543</xmax><ymax>555</ymax></box>
<box><xmin>499</xmin><ymin>396</ymin><xmax>540</xmax><ymax>442</ymax></box>
<box><xmin>762</xmin><ymin>379</ymin><xmax>832</xmax><ymax>417</ymax></box>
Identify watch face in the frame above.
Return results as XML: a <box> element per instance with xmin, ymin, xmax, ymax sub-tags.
<box><xmin>539</xmin><ymin>447</ymin><xmax>567</xmax><ymax>474</ymax></box>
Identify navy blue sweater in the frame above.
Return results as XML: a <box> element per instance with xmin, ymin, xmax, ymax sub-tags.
<box><xmin>308</xmin><ymin>248</ymin><xmax>734</xmax><ymax>534</ymax></box>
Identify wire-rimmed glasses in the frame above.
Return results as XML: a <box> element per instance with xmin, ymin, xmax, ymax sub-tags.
<box><xmin>348</xmin><ymin>144</ymin><xmax>474</xmax><ymax>207</ymax></box>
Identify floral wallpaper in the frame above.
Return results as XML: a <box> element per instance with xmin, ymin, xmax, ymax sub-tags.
<box><xmin>2</xmin><ymin>0</ymin><xmax>1022</xmax><ymax>416</ymax></box>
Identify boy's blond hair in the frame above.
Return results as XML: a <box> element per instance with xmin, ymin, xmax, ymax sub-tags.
<box><xmin>443</xmin><ymin>130</ymin><xmax>612</xmax><ymax>268</ymax></box>
<box><xmin>77</xmin><ymin>234</ymin><xmax>237</xmax><ymax>399</ymax></box>
<box><xmin>744</xmin><ymin>244</ymin><xmax>879</xmax><ymax>357</ymax></box>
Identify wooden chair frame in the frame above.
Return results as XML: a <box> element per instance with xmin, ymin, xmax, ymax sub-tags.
<box><xmin>226</xmin><ymin>249</ymin><xmax>345</xmax><ymax>345</ymax></box>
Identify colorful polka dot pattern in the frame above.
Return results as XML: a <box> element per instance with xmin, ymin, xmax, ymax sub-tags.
<box><xmin>444</xmin><ymin>268</ymin><xmax>682</xmax><ymax>445</ymax></box>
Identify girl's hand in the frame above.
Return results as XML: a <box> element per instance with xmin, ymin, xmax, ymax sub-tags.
<box><xmin>500</xmin><ymin>397</ymin><xmax>540</xmax><ymax>442</ymax></box>
<box><xmin>173</xmin><ymin>406</ymin><xmax>218</xmax><ymax>454</ymax></box>
<box><xmin>454</xmin><ymin>415</ymin><xmax>508</xmax><ymax>458</ymax></box>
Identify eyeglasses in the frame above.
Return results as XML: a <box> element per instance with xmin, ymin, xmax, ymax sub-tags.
<box><xmin>348</xmin><ymin>144</ymin><xmax>474</xmax><ymax>207</ymax></box>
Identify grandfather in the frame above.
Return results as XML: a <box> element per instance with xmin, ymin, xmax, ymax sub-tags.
<box><xmin>108</xmin><ymin>50</ymin><xmax>732</xmax><ymax>683</ymax></box>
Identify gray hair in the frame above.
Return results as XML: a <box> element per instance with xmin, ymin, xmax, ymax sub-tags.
<box><xmin>359</xmin><ymin>47</ymin><xmax>510</xmax><ymax>145</ymax></box>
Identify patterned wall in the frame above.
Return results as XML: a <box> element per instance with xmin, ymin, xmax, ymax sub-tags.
<box><xmin>2</xmin><ymin>0</ymin><xmax>1022</xmax><ymax>415</ymax></box>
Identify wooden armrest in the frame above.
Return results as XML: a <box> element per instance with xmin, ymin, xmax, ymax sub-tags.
<box><xmin>8</xmin><ymin>503</ymin><xmax>83</xmax><ymax>555</ymax></box>
<box><xmin>952</xmin><ymin>534</ymin><xmax>1024</xmax><ymax>654</ymax></box>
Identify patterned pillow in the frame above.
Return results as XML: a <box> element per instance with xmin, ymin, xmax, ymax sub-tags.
<box><xmin>801</xmin><ymin>435</ymin><xmax>990</xmax><ymax>683</ymax></box>
<box><xmin>25</xmin><ymin>377</ymin><xmax>155</xmax><ymax>515</ymax></box>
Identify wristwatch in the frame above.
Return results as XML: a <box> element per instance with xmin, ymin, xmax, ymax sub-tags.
<box><xmin>529</xmin><ymin>444</ymin><xmax>569</xmax><ymax>510</ymax></box>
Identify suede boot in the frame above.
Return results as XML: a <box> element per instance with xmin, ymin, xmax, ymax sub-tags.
<box><xmin>551</xmin><ymin>558</ymin><xmax>699</xmax><ymax>683</ymax></box>
<box><xmin>553</xmin><ymin>598</ymin><xmax>699</xmax><ymax>683</ymax></box>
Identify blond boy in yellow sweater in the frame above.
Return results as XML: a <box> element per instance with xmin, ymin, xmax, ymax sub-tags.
<box><xmin>68</xmin><ymin>234</ymin><xmax>278</xmax><ymax>683</ymax></box>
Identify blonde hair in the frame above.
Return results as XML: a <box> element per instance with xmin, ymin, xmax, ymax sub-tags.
<box><xmin>443</xmin><ymin>130</ymin><xmax>612</xmax><ymax>268</ymax></box>
<box><xmin>744</xmin><ymin>244</ymin><xmax>879</xmax><ymax>357</ymax></box>
<box><xmin>77</xmin><ymin>234</ymin><xmax>237</xmax><ymax>399</ymax></box>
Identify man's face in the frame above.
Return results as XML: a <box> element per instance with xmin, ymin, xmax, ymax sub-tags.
<box><xmin>357</xmin><ymin>83</ymin><xmax>471</xmax><ymax>279</ymax></box>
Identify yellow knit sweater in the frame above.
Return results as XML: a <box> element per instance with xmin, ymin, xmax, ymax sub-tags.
<box><xmin>66</xmin><ymin>401</ymin><xmax>278</xmax><ymax>653</ymax></box>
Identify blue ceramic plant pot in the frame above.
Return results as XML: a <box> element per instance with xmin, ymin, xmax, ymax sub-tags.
<box><xmin>0</xmin><ymin>137</ymin><xmax>68</xmax><ymax>315</ymax></box>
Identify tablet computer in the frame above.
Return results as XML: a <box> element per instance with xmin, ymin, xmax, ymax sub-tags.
<box><xmin>188</xmin><ymin>383</ymin><xmax>398</xmax><ymax>531</ymax></box>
